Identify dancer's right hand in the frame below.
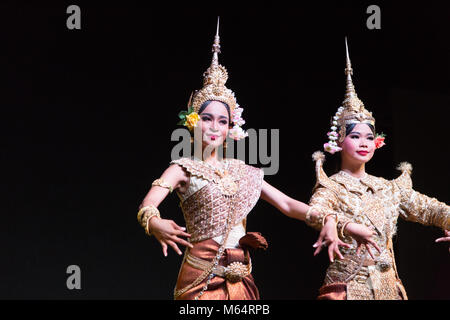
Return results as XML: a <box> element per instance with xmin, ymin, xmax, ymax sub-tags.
<box><xmin>148</xmin><ymin>218</ymin><xmax>193</xmax><ymax>256</ymax></box>
<box><xmin>344</xmin><ymin>223</ymin><xmax>382</xmax><ymax>259</ymax></box>
<box><xmin>313</xmin><ymin>217</ymin><xmax>351</xmax><ymax>262</ymax></box>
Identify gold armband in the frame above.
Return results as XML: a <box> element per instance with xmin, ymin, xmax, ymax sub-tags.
<box><xmin>137</xmin><ymin>204</ymin><xmax>161</xmax><ymax>236</ymax></box>
<box><xmin>305</xmin><ymin>207</ymin><xmax>322</xmax><ymax>230</ymax></box>
<box><xmin>152</xmin><ymin>178</ymin><xmax>173</xmax><ymax>193</ymax></box>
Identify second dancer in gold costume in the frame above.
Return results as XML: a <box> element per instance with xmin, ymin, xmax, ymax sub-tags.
<box><xmin>308</xmin><ymin>39</ymin><xmax>450</xmax><ymax>300</ymax></box>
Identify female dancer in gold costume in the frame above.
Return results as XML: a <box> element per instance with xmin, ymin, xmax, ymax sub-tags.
<box><xmin>309</xmin><ymin>39</ymin><xmax>450</xmax><ymax>300</ymax></box>
<box><xmin>136</xmin><ymin>19</ymin><xmax>347</xmax><ymax>300</ymax></box>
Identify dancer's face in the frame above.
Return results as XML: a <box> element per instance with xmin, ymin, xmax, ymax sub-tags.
<box><xmin>340</xmin><ymin>123</ymin><xmax>376</xmax><ymax>166</ymax></box>
<box><xmin>198</xmin><ymin>101</ymin><xmax>229</xmax><ymax>149</ymax></box>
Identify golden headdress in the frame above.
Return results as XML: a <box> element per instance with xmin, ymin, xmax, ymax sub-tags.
<box><xmin>338</xmin><ymin>38</ymin><xmax>375</xmax><ymax>139</ymax></box>
<box><xmin>324</xmin><ymin>38</ymin><xmax>377</xmax><ymax>153</ymax></box>
<box><xmin>191</xmin><ymin>17</ymin><xmax>237</xmax><ymax>115</ymax></box>
<box><xmin>178</xmin><ymin>17</ymin><xmax>248</xmax><ymax>140</ymax></box>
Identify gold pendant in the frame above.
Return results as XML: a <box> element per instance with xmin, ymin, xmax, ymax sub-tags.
<box><xmin>216</xmin><ymin>170</ymin><xmax>238</xmax><ymax>196</ymax></box>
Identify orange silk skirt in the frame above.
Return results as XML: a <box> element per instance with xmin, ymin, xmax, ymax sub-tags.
<box><xmin>317</xmin><ymin>283</ymin><xmax>347</xmax><ymax>300</ymax></box>
<box><xmin>175</xmin><ymin>238</ymin><xmax>259</xmax><ymax>300</ymax></box>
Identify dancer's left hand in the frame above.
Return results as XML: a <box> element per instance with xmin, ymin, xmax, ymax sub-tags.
<box><xmin>313</xmin><ymin>217</ymin><xmax>351</xmax><ymax>262</ymax></box>
<box><xmin>435</xmin><ymin>230</ymin><xmax>450</xmax><ymax>253</ymax></box>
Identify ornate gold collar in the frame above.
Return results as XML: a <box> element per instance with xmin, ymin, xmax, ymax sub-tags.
<box><xmin>331</xmin><ymin>170</ymin><xmax>384</xmax><ymax>194</ymax></box>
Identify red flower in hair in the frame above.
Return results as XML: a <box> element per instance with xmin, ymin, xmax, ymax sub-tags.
<box><xmin>374</xmin><ymin>133</ymin><xmax>386</xmax><ymax>149</ymax></box>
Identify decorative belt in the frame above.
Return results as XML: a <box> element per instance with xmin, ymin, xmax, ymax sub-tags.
<box><xmin>353</xmin><ymin>258</ymin><xmax>392</xmax><ymax>284</ymax></box>
<box><xmin>363</xmin><ymin>258</ymin><xmax>392</xmax><ymax>272</ymax></box>
<box><xmin>186</xmin><ymin>252</ymin><xmax>252</xmax><ymax>283</ymax></box>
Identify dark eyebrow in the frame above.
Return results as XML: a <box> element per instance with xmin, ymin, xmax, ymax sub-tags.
<box><xmin>350</xmin><ymin>131</ymin><xmax>374</xmax><ymax>137</ymax></box>
<box><xmin>201</xmin><ymin>113</ymin><xmax>228</xmax><ymax>120</ymax></box>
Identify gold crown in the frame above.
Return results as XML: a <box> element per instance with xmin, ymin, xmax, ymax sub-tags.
<box><xmin>336</xmin><ymin>38</ymin><xmax>375</xmax><ymax>142</ymax></box>
<box><xmin>190</xmin><ymin>17</ymin><xmax>237</xmax><ymax>115</ymax></box>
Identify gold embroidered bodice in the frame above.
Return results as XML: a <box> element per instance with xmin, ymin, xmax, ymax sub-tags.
<box><xmin>170</xmin><ymin>157</ymin><xmax>264</xmax><ymax>243</ymax></box>
<box><xmin>309</xmin><ymin>165</ymin><xmax>449</xmax><ymax>300</ymax></box>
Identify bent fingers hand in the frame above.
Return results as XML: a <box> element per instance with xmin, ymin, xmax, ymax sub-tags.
<box><xmin>166</xmin><ymin>240</ymin><xmax>182</xmax><ymax>255</ymax></box>
<box><xmin>335</xmin><ymin>242</ymin><xmax>347</xmax><ymax>260</ymax></box>
<box><xmin>334</xmin><ymin>246</ymin><xmax>344</xmax><ymax>260</ymax></box>
<box><xmin>338</xmin><ymin>240</ymin><xmax>351</xmax><ymax>249</ymax></box>
<box><xmin>328</xmin><ymin>245</ymin><xmax>336</xmax><ymax>263</ymax></box>
<box><xmin>356</xmin><ymin>243</ymin><xmax>363</xmax><ymax>255</ymax></box>
<box><xmin>160</xmin><ymin>241</ymin><xmax>168</xmax><ymax>257</ymax></box>
<box><xmin>367</xmin><ymin>239</ymin><xmax>382</xmax><ymax>254</ymax></box>
<box><xmin>171</xmin><ymin>235</ymin><xmax>193</xmax><ymax>249</ymax></box>
<box><xmin>366</xmin><ymin>244</ymin><xmax>375</xmax><ymax>260</ymax></box>
<box><xmin>174</xmin><ymin>228</ymin><xmax>192</xmax><ymax>239</ymax></box>
<box><xmin>314</xmin><ymin>245</ymin><xmax>323</xmax><ymax>256</ymax></box>
<box><xmin>171</xmin><ymin>221</ymin><xmax>188</xmax><ymax>232</ymax></box>
<box><xmin>313</xmin><ymin>240</ymin><xmax>323</xmax><ymax>256</ymax></box>
<box><xmin>435</xmin><ymin>236</ymin><xmax>450</xmax><ymax>243</ymax></box>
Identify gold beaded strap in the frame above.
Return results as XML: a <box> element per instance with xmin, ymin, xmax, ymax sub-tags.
<box><xmin>137</xmin><ymin>205</ymin><xmax>161</xmax><ymax>236</ymax></box>
<box><xmin>152</xmin><ymin>178</ymin><xmax>173</xmax><ymax>193</ymax></box>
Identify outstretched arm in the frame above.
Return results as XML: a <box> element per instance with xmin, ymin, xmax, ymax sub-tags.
<box><xmin>260</xmin><ymin>180</ymin><xmax>310</xmax><ymax>221</ymax></box>
<box><xmin>398</xmin><ymin>188</ymin><xmax>449</xmax><ymax>230</ymax></box>
<box><xmin>139</xmin><ymin>164</ymin><xmax>193</xmax><ymax>256</ymax></box>
<box><xmin>396</xmin><ymin>182</ymin><xmax>449</xmax><ymax>251</ymax></box>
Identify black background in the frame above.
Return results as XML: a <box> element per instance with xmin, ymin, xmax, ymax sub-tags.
<box><xmin>0</xmin><ymin>1</ymin><xmax>449</xmax><ymax>299</ymax></box>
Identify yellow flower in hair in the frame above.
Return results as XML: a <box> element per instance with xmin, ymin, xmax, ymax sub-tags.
<box><xmin>185</xmin><ymin>112</ymin><xmax>199</xmax><ymax>130</ymax></box>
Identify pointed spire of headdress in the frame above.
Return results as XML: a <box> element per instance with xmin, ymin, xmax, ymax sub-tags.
<box><xmin>211</xmin><ymin>16</ymin><xmax>221</xmax><ymax>67</ymax></box>
<box><xmin>344</xmin><ymin>37</ymin><xmax>357</xmax><ymax>100</ymax></box>
<box><xmin>330</xmin><ymin>37</ymin><xmax>375</xmax><ymax>143</ymax></box>
<box><xmin>191</xmin><ymin>17</ymin><xmax>236</xmax><ymax>114</ymax></box>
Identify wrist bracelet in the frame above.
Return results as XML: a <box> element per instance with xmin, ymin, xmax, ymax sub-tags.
<box><xmin>145</xmin><ymin>214</ymin><xmax>160</xmax><ymax>236</ymax></box>
<box><xmin>137</xmin><ymin>206</ymin><xmax>150</xmax><ymax>224</ymax></box>
<box><xmin>339</xmin><ymin>221</ymin><xmax>352</xmax><ymax>239</ymax></box>
<box><xmin>322</xmin><ymin>213</ymin><xmax>339</xmax><ymax>227</ymax></box>
<box><xmin>137</xmin><ymin>204</ymin><xmax>161</xmax><ymax>233</ymax></box>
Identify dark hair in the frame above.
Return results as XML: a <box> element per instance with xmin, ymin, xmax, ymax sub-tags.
<box><xmin>198</xmin><ymin>100</ymin><xmax>231</xmax><ymax>122</ymax></box>
<box><xmin>345</xmin><ymin>123</ymin><xmax>375</xmax><ymax>136</ymax></box>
